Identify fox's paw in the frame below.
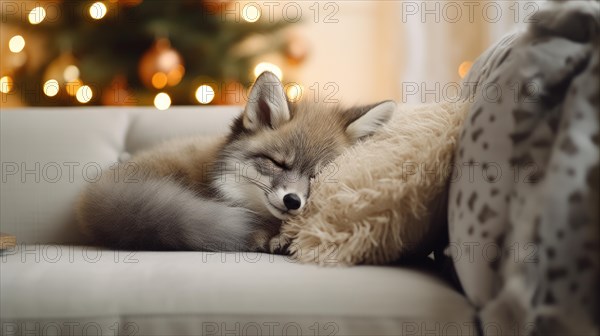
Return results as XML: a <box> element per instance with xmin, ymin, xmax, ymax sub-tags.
<box><xmin>269</xmin><ymin>234</ymin><xmax>291</xmax><ymax>255</ymax></box>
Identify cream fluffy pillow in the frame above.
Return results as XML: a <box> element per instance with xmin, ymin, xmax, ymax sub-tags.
<box><xmin>277</xmin><ymin>102</ymin><xmax>470</xmax><ymax>265</ymax></box>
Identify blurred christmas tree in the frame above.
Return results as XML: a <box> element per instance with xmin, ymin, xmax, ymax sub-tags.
<box><xmin>1</xmin><ymin>0</ymin><xmax>308</xmax><ymax>108</ymax></box>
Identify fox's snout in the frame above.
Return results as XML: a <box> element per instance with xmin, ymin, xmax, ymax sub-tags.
<box><xmin>283</xmin><ymin>193</ymin><xmax>302</xmax><ymax>210</ymax></box>
<box><xmin>265</xmin><ymin>178</ymin><xmax>309</xmax><ymax>219</ymax></box>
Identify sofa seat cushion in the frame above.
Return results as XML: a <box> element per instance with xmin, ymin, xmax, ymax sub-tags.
<box><xmin>1</xmin><ymin>245</ymin><xmax>474</xmax><ymax>335</ymax></box>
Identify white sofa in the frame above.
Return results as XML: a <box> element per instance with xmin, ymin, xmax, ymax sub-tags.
<box><xmin>0</xmin><ymin>107</ymin><xmax>474</xmax><ymax>336</ymax></box>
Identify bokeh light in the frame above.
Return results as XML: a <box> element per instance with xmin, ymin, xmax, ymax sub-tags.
<box><xmin>154</xmin><ymin>92</ymin><xmax>171</xmax><ymax>110</ymax></box>
<box><xmin>458</xmin><ymin>61</ymin><xmax>473</xmax><ymax>79</ymax></box>
<box><xmin>151</xmin><ymin>72</ymin><xmax>168</xmax><ymax>89</ymax></box>
<box><xmin>28</xmin><ymin>7</ymin><xmax>46</xmax><ymax>25</ymax></box>
<box><xmin>76</xmin><ymin>85</ymin><xmax>93</xmax><ymax>103</ymax></box>
<box><xmin>43</xmin><ymin>79</ymin><xmax>60</xmax><ymax>97</ymax></box>
<box><xmin>66</xmin><ymin>79</ymin><xmax>83</xmax><ymax>96</ymax></box>
<box><xmin>242</xmin><ymin>3</ymin><xmax>261</xmax><ymax>23</ymax></box>
<box><xmin>63</xmin><ymin>65</ymin><xmax>80</xmax><ymax>82</ymax></box>
<box><xmin>166</xmin><ymin>65</ymin><xmax>185</xmax><ymax>86</ymax></box>
<box><xmin>8</xmin><ymin>35</ymin><xmax>26</xmax><ymax>53</ymax></box>
<box><xmin>195</xmin><ymin>85</ymin><xmax>215</xmax><ymax>104</ymax></box>
<box><xmin>0</xmin><ymin>76</ymin><xmax>14</xmax><ymax>93</ymax></box>
<box><xmin>285</xmin><ymin>83</ymin><xmax>303</xmax><ymax>102</ymax></box>
<box><xmin>253</xmin><ymin>62</ymin><xmax>282</xmax><ymax>80</ymax></box>
<box><xmin>89</xmin><ymin>2</ymin><xmax>108</xmax><ymax>20</ymax></box>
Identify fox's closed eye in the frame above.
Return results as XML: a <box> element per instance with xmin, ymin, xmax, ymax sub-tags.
<box><xmin>262</xmin><ymin>155</ymin><xmax>288</xmax><ymax>170</ymax></box>
<box><xmin>254</xmin><ymin>155</ymin><xmax>288</xmax><ymax>172</ymax></box>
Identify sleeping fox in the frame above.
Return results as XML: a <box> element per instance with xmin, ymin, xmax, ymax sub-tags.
<box><xmin>76</xmin><ymin>71</ymin><xmax>396</xmax><ymax>251</ymax></box>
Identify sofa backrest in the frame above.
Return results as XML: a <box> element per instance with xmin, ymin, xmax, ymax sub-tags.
<box><xmin>0</xmin><ymin>106</ymin><xmax>240</xmax><ymax>244</ymax></box>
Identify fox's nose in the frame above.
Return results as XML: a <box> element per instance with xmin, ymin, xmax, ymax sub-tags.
<box><xmin>283</xmin><ymin>193</ymin><xmax>302</xmax><ymax>210</ymax></box>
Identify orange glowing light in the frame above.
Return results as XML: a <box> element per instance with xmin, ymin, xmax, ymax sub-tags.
<box><xmin>458</xmin><ymin>61</ymin><xmax>473</xmax><ymax>79</ymax></box>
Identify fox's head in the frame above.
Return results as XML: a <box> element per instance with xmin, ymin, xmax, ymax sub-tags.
<box><xmin>213</xmin><ymin>71</ymin><xmax>396</xmax><ymax>221</ymax></box>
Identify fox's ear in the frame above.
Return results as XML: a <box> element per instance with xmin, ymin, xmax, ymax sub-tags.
<box><xmin>243</xmin><ymin>71</ymin><xmax>290</xmax><ymax>131</ymax></box>
<box><xmin>345</xmin><ymin>100</ymin><xmax>396</xmax><ymax>142</ymax></box>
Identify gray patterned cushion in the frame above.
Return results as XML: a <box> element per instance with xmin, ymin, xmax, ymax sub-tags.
<box><xmin>448</xmin><ymin>1</ymin><xmax>599</xmax><ymax>334</ymax></box>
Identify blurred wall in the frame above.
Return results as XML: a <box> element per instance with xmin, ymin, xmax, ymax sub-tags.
<box><xmin>293</xmin><ymin>1</ymin><xmax>535</xmax><ymax>105</ymax></box>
